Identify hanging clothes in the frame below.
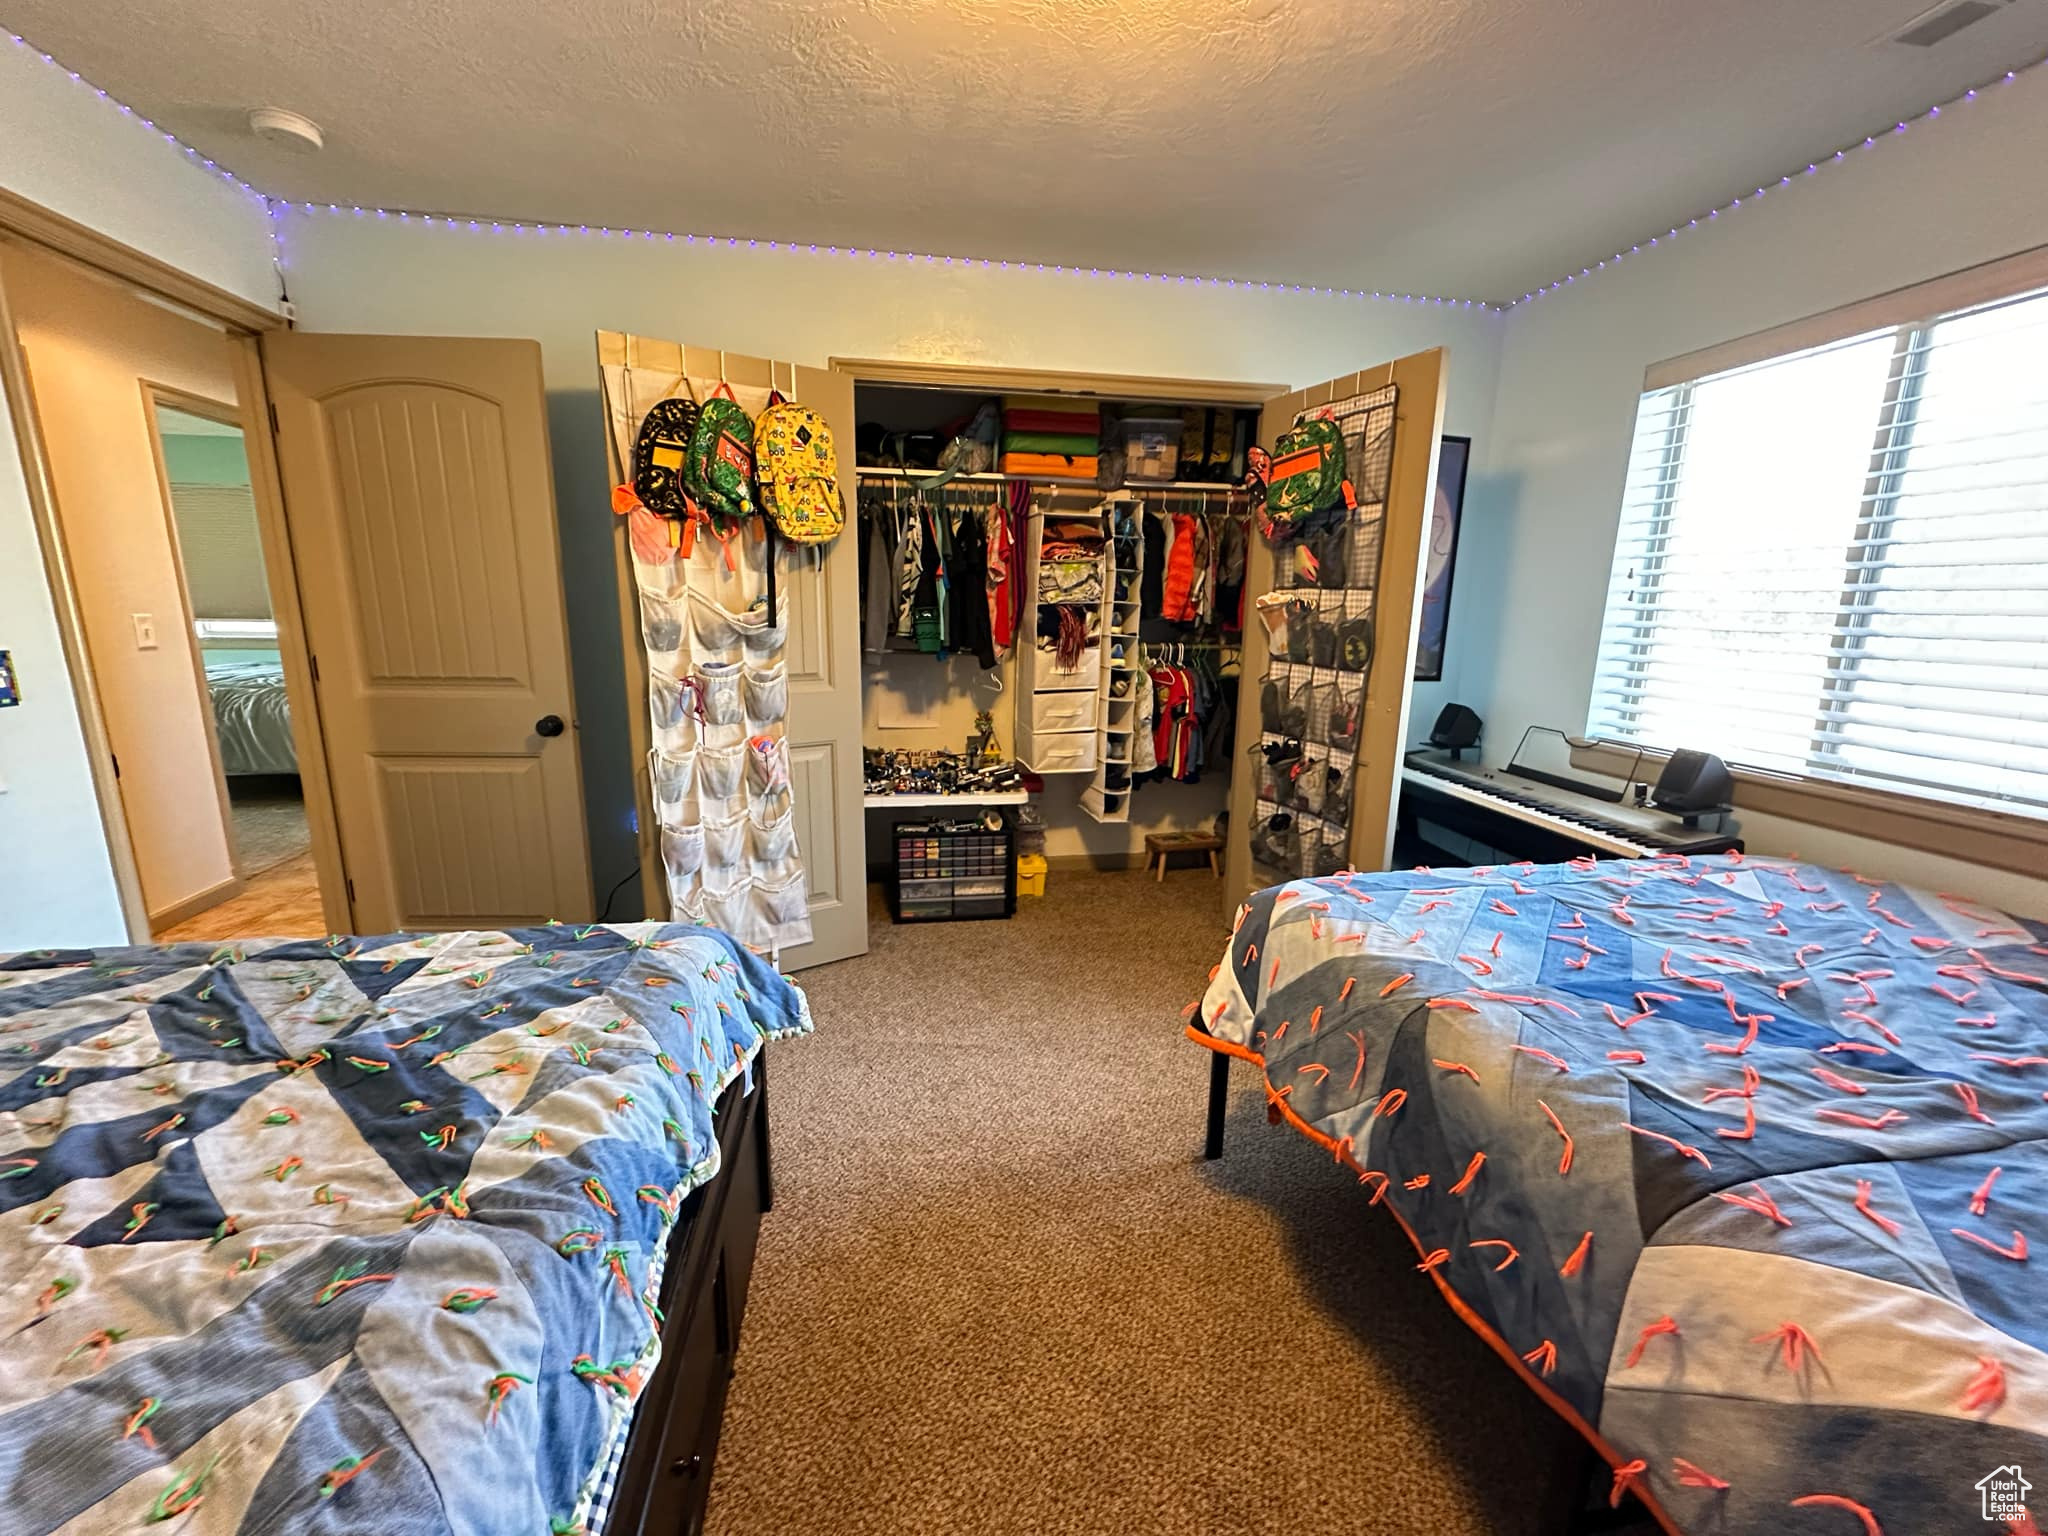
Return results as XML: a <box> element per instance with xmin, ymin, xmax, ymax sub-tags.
<box><xmin>909</xmin><ymin>499</ymin><xmax>954</xmax><ymax>653</ymax></box>
<box><xmin>1161</xmin><ymin>513</ymin><xmax>1199</xmax><ymax>622</ymax></box>
<box><xmin>1150</xmin><ymin>660</ymin><xmax>1197</xmax><ymax>780</ymax></box>
<box><xmin>894</xmin><ymin>495</ymin><xmax>925</xmax><ymax>640</ymax></box>
<box><xmin>861</xmin><ymin>493</ymin><xmax>898</xmax><ymax>655</ymax></box>
<box><xmin>1132</xmin><ymin>654</ymin><xmax>1158</xmax><ymax>774</ymax></box>
<box><xmin>1141</xmin><ymin>512</ymin><xmax>1166</xmax><ymax>620</ymax></box>
<box><xmin>1200</xmin><ymin>657</ymin><xmax>1238</xmax><ymax>773</ymax></box>
<box><xmin>1215</xmin><ymin>514</ymin><xmax>1247</xmax><ymax>633</ymax></box>
<box><xmin>949</xmin><ymin>499</ymin><xmax>998</xmax><ymax>669</ymax></box>
<box><xmin>984</xmin><ymin>496</ymin><xmax>1017</xmax><ymax>654</ymax></box>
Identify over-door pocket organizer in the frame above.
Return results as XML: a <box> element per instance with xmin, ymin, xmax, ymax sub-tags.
<box><xmin>742</xmin><ymin>663</ymin><xmax>788</xmax><ymax>726</ymax></box>
<box><xmin>661</xmin><ymin>824</ymin><xmax>705</xmax><ymax>881</ymax></box>
<box><xmin>692</xmin><ymin>660</ymin><xmax>744</xmax><ymax>725</ymax></box>
<box><xmin>686</xmin><ymin>589</ymin><xmax>749</xmax><ymax>662</ymax></box>
<box><xmin>649</xmin><ymin>672</ymin><xmax>695</xmax><ymax>748</ymax></box>
<box><xmin>650</xmin><ymin>747</ymin><xmax>695</xmax><ymax>807</ymax></box>
<box><xmin>748</xmin><ymin>791</ymin><xmax>797</xmax><ymax>866</ymax></box>
<box><xmin>701</xmin><ymin>811</ymin><xmax>746</xmax><ymax>871</ymax></box>
<box><xmin>640</xmin><ymin>590</ymin><xmax>685</xmax><ymax>670</ymax></box>
<box><xmin>699</xmin><ymin>881</ymin><xmax>752</xmax><ymax>935</ymax></box>
<box><xmin>746</xmin><ymin>734</ymin><xmax>790</xmax><ymax>794</ymax></box>
<box><xmin>753</xmin><ymin>873</ymin><xmax>808</xmax><ymax>928</ymax></box>
<box><xmin>697</xmin><ymin>741</ymin><xmax>745</xmax><ymax>799</ymax></box>
<box><xmin>622</xmin><ymin>385</ymin><xmax>809</xmax><ymax>952</ymax></box>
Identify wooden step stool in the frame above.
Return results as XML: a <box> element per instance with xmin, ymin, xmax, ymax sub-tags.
<box><xmin>1145</xmin><ymin>830</ymin><xmax>1223</xmax><ymax>881</ymax></box>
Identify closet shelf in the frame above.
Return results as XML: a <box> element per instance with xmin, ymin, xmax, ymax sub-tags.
<box><xmin>863</xmin><ymin>789</ymin><xmax>1029</xmax><ymax>808</ymax></box>
<box><xmin>857</xmin><ymin>466</ymin><xmax>1245</xmax><ymax>493</ymax></box>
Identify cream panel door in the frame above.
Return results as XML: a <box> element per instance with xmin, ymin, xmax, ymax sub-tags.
<box><xmin>263</xmin><ymin>333</ymin><xmax>593</xmax><ymax>932</ymax></box>
<box><xmin>1222</xmin><ymin>349</ymin><xmax>1448</xmax><ymax>915</ymax></box>
<box><xmin>595</xmin><ymin>334</ymin><xmax>867</xmax><ymax>970</ymax></box>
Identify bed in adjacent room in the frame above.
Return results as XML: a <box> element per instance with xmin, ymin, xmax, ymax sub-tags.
<box><xmin>203</xmin><ymin>650</ymin><xmax>298</xmax><ymax>776</ymax></box>
<box><xmin>0</xmin><ymin>921</ymin><xmax>810</xmax><ymax>1535</ymax></box>
<box><xmin>1192</xmin><ymin>854</ymin><xmax>2046</xmax><ymax>1536</ymax></box>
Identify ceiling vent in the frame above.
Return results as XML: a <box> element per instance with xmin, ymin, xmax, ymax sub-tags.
<box><xmin>1888</xmin><ymin>0</ymin><xmax>2007</xmax><ymax>47</ymax></box>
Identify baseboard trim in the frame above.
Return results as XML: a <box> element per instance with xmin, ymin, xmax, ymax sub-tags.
<box><xmin>149</xmin><ymin>875</ymin><xmax>242</xmax><ymax>933</ymax></box>
<box><xmin>1044</xmin><ymin>851</ymin><xmax>1140</xmax><ymax>873</ymax></box>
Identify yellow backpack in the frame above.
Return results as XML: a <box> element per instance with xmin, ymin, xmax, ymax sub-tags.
<box><xmin>755</xmin><ymin>393</ymin><xmax>845</xmax><ymax>545</ymax></box>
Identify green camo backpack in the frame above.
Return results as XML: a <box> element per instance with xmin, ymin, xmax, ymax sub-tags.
<box><xmin>686</xmin><ymin>382</ymin><xmax>756</xmax><ymax>529</ymax></box>
<box><xmin>1262</xmin><ymin>415</ymin><xmax>1351</xmax><ymax>540</ymax></box>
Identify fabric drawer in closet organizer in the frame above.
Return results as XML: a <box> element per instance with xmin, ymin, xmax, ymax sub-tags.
<box><xmin>1034</xmin><ymin>643</ymin><xmax>1102</xmax><ymax>690</ymax></box>
<box><xmin>1028</xmin><ymin>732</ymin><xmax>1097</xmax><ymax>773</ymax></box>
<box><xmin>1031</xmin><ymin>690</ymin><xmax>1098</xmax><ymax>734</ymax></box>
<box><xmin>0</xmin><ymin>923</ymin><xmax>813</xmax><ymax>1536</ymax></box>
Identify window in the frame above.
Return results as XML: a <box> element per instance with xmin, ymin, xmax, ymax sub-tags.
<box><xmin>1589</xmin><ymin>281</ymin><xmax>2048</xmax><ymax>820</ymax></box>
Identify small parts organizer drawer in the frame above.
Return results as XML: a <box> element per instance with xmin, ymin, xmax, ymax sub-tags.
<box><xmin>890</xmin><ymin>820</ymin><xmax>1015</xmax><ymax>923</ymax></box>
<box><xmin>1031</xmin><ymin>691</ymin><xmax>1098</xmax><ymax>734</ymax></box>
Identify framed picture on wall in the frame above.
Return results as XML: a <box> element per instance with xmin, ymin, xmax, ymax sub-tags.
<box><xmin>1413</xmin><ymin>434</ymin><xmax>1471</xmax><ymax>682</ymax></box>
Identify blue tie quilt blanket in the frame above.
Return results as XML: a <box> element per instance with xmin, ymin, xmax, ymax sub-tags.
<box><xmin>0</xmin><ymin>922</ymin><xmax>811</xmax><ymax>1535</ymax></box>
<box><xmin>1193</xmin><ymin>853</ymin><xmax>2046</xmax><ymax>1536</ymax></box>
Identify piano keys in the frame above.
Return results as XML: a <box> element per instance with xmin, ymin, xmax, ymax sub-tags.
<box><xmin>1399</xmin><ymin>752</ymin><xmax>1743</xmax><ymax>863</ymax></box>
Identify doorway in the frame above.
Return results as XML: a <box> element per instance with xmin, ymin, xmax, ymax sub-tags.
<box><xmin>0</xmin><ymin>237</ymin><xmax>332</xmax><ymax>941</ymax></box>
<box><xmin>145</xmin><ymin>398</ymin><xmax>321</xmax><ymax>940</ymax></box>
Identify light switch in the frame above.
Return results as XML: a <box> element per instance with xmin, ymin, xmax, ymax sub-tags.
<box><xmin>132</xmin><ymin>613</ymin><xmax>158</xmax><ymax>650</ymax></box>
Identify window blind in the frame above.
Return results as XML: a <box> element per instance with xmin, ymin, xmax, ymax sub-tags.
<box><xmin>1589</xmin><ymin>283</ymin><xmax>2048</xmax><ymax>820</ymax></box>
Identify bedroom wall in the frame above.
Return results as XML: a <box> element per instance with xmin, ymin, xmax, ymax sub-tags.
<box><xmin>0</xmin><ymin>36</ymin><xmax>279</xmax><ymax>947</ymax></box>
<box><xmin>162</xmin><ymin>433</ymin><xmax>269</xmax><ymax>622</ymax></box>
<box><xmin>0</xmin><ymin>39</ymin><xmax>279</xmax><ymax>313</ymax></box>
<box><xmin>275</xmin><ymin>212</ymin><xmax>1506</xmax><ymax>895</ymax></box>
<box><xmin>0</xmin><ymin>347</ymin><xmax>129</xmax><ymax>947</ymax></box>
<box><xmin>1456</xmin><ymin>65</ymin><xmax>2048</xmax><ymax>915</ymax></box>
<box><xmin>2</xmin><ymin>242</ymin><xmax>243</xmax><ymax>923</ymax></box>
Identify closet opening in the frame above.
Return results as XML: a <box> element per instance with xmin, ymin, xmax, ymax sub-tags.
<box><xmin>847</xmin><ymin>369</ymin><xmax>1267</xmax><ymax>919</ymax></box>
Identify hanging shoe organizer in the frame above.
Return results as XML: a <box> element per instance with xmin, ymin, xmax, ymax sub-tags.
<box><xmin>603</xmin><ymin>360</ymin><xmax>814</xmax><ymax>954</ymax></box>
<box><xmin>1081</xmin><ymin>494</ymin><xmax>1143</xmax><ymax>823</ymax></box>
<box><xmin>1248</xmin><ymin>383</ymin><xmax>1399</xmax><ymax>883</ymax></box>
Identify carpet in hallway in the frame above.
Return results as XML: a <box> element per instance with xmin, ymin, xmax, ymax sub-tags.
<box><xmin>707</xmin><ymin>870</ymin><xmax>1592</xmax><ymax>1536</ymax></box>
<box><xmin>228</xmin><ymin>778</ymin><xmax>312</xmax><ymax>875</ymax></box>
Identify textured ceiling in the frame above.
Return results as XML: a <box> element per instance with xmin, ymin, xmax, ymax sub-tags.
<box><xmin>10</xmin><ymin>0</ymin><xmax>2048</xmax><ymax>302</ymax></box>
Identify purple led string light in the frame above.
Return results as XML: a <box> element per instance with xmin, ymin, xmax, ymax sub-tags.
<box><xmin>15</xmin><ymin>27</ymin><xmax>2046</xmax><ymax>317</ymax></box>
<box><xmin>270</xmin><ymin>199</ymin><xmax>1505</xmax><ymax>312</ymax></box>
<box><xmin>1509</xmin><ymin>53</ymin><xmax>2048</xmax><ymax>307</ymax></box>
<box><xmin>8</xmin><ymin>31</ymin><xmax>267</xmax><ymax>206</ymax></box>
<box><xmin>10</xmin><ymin>25</ymin><xmax>1505</xmax><ymax>312</ymax></box>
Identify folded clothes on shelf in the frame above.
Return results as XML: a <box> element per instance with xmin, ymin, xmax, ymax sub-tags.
<box><xmin>1001</xmin><ymin>451</ymin><xmax>1099</xmax><ymax>477</ymax></box>
<box><xmin>1001</xmin><ymin>430</ymin><xmax>1101</xmax><ymax>456</ymax></box>
<box><xmin>1004</xmin><ymin>407</ymin><xmax>1102</xmax><ymax>435</ymax></box>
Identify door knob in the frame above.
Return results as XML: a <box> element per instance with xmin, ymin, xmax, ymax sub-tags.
<box><xmin>535</xmin><ymin>714</ymin><xmax>565</xmax><ymax>738</ymax></box>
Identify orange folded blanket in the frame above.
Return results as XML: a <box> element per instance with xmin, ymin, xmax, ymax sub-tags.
<box><xmin>1001</xmin><ymin>452</ymin><xmax>1099</xmax><ymax>478</ymax></box>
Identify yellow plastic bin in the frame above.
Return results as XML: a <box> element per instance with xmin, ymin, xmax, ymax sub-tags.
<box><xmin>1016</xmin><ymin>853</ymin><xmax>1048</xmax><ymax>898</ymax></box>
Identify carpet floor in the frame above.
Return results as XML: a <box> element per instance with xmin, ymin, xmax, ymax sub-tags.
<box><xmin>707</xmin><ymin>870</ymin><xmax>1603</xmax><ymax>1536</ymax></box>
<box><xmin>228</xmin><ymin>778</ymin><xmax>312</xmax><ymax>876</ymax></box>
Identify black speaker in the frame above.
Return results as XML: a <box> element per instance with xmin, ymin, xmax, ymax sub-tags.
<box><xmin>1429</xmin><ymin>704</ymin><xmax>1482</xmax><ymax>757</ymax></box>
<box><xmin>1652</xmin><ymin>749</ymin><xmax>1734</xmax><ymax>817</ymax></box>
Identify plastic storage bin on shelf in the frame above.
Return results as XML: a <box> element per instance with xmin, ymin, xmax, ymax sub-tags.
<box><xmin>1120</xmin><ymin>417</ymin><xmax>1183</xmax><ymax>482</ymax></box>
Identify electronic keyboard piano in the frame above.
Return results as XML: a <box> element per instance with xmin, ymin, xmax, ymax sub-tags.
<box><xmin>1399</xmin><ymin>752</ymin><xmax>1743</xmax><ymax>862</ymax></box>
